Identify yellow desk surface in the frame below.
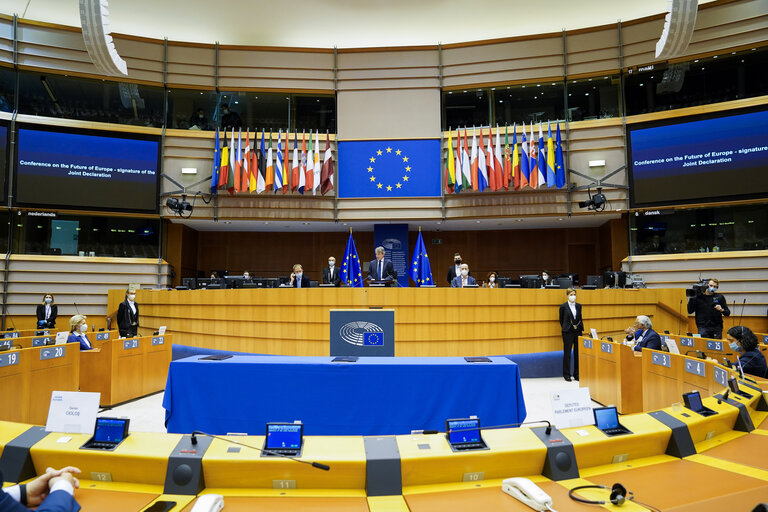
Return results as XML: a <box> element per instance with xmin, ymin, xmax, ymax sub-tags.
<box><xmin>698</xmin><ymin>432</ymin><xmax>768</xmax><ymax>471</ymax></box>
<box><xmin>72</xmin><ymin>487</ymin><xmax>158</xmax><ymax>512</ymax></box>
<box><xmin>181</xmin><ymin>495</ymin><xmax>370</xmax><ymax>511</ymax></box>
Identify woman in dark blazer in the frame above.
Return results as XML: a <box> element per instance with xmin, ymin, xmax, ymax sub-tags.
<box><xmin>558</xmin><ymin>288</ymin><xmax>583</xmax><ymax>382</ymax></box>
<box><xmin>117</xmin><ymin>289</ymin><xmax>139</xmax><ymax>338</ymax></box>
<box><xmin>35</xmin><ymin>293</ymin><xmax>58</xmax><ymax>329</ymax></box>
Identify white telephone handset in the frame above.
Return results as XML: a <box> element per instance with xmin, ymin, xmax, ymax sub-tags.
<box><xmin>190</xmin><ymin>494</ymin><xmax>224</xmax><ymax>512</ymax></box>
<box><xmin>502</xmin><ymin>478</ymin><xmax>555</xmax><ymax>512</ymax></box>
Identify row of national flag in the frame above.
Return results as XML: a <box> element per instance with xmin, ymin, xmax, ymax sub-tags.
<box><xmin>211</xmin><ymin>129</ymin><xmax>334</xmax><ymax>196</ymax></box>
<box><xmin>340</xmin><ymin>229</ymin><xmax>433</xmax><ymax>287</ymax></box>
<box><xmin>444</xmin><ymin>122</ymin><xmax>566</xmax><ymax>193</ymax></box>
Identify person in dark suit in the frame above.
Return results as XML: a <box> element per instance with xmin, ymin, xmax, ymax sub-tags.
<box><xmin>35</xmin><ymin>293</ymin><xmax>58</xmax><ymax>329</ymax></box>
<box><xmin>446</xmin><ymin>253</ymin><xmax>463</xmax><ymax>285</ymax></box>
<box><xmin>367</xmin><ymin>246</ymin><xmax>397</xmax><ymax>284</ymax></box>
<box><xmin>451</xmin><ymin>263</ymin><xmax>477</xmax><ymax>287</ymax></box>
<box><xmin>559</xmin><ymin>288</ymin><xmax>583</xmax><ymax>381</ymax></box>
<box><xmin>625</xmin><ymin>315</ymin><xmax>662</xmax><ymax>352</ymax></box>
<box><xmin>0</xmin><ymin>466</ymin><xmax>81</xmax><ymax>512</ymax></box>
<box><xmin>67</xmin><ymin>315</ymin><xmax>93</xmax><ymax>350</ymax></box>
<box><xmin>290</xmin><ymin>264</ymin><xmax>311</xmax><ymax>288</ymax></box>
<box><xmin>727</xmin><ymin>325</ymin><xmax>767</xmax><ymax>378</ymax></box>
<box><xmin>116</xmin><ymin>289</ymin><xmax>139</xmax><ymax>338</ymax></box>
<box><xmin>322</xmin><ymin>256</ymin><xmax>342</xmax><ymax>287</ymax></box>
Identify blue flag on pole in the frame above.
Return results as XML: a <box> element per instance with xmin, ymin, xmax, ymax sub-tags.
<box><xmin>211</xmin><ymin>128</ymin><xmax>219</xmax><ymax>194</ymax></box>
<box><xmin>409</xmin><ymin>230</ymin><xmax>433</xmax><ymax>287</ymax></box>
<box><xmin>555</xmin><ymin>122</ymin><xmax>566</xmax><ymax>189</ymax></box>
<box><xmin>341</xmin><ymin>232</ymin><xmax>364</xmax><ymax>288</ymax></box>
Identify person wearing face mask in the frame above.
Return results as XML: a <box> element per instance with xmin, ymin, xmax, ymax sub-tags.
<box><xmin>67</xmin><ymin>315</ymin><xmax>93</xmax><ymax>350</ymax></box>
<box><xmin>220</xmin><ymin>103</ymin><xmax>242</xmax><ymax>130</ymax></box>
<box><xmin>117</xmin><ymin>289</ymin><xmax>140</xmax><ymax>338</ymax></box>
<box><xmin>727</xmin><ymin>326</ymin><xmax>767</xmax><ymax>378</ymax></box>
<box><xmin>559</xmin><ymin>288</ymin><xmax>583</xmax><ymax>381</ymax></box>
<box><xmin>242</xmin><ymin>271</ymin><xmax>252</xmax><ymax>282</ymax></box>
<box><xmin>451</xmin><ymin>263</ymin><xmax>477</xmax><ymax>288</ymax></box>
<box><xmin>188</xmin><ymin>108</ymin><xmax>209</xmax><ymax>130</ymax></box>
<box><xmin>484</xmin><ymin>271</ymin><xmax>498</xmax><ymax>288</ymax></box>
<box><xmin>322</xmin><ymin>257</ymin><xmax>342</xmax><ymax>287</ymax></box>
<box><xmin>35</xmin><ymin>293</ymin><xmax>58</xmax><ymax>329</ymax></box>
<box><xmin>541</xmin><ymin>270</ymin><xmax>551</xmax><ymax>288</ymax></box>
<box><xmin>446</xmin><ymin>253</ymin><xmax>464</xmax><ymax>285</ymax></box>
<box><xmin>625</xmin><ymin>315</ymin><xmax>662</xmax><ymax>352</ymax></box>
<box><xmin>687</xmin><ymin>278</ymin><xmax>730</xmax><ymax>339</ymax></box>
<box><xmin>290</xmin><ymin>264</ymin><xmax>310</xmax><ymax>288</ymax></box>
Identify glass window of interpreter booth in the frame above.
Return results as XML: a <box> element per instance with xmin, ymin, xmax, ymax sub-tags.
<box><xmin>565</xmin><ymin>75</ymin><xmax>620</xmax><ymax>121</ymax></box>
<box><xmin>443</xmin><ymin>88</ymin><xmax>491</xmax><ymax>131</ymax></box>
<box><xmin>493</xmin><ymin>81</ymin><xmax>565</xmax><ymax>127</ymax></box>
<box><xmin>16</xmin><ymin>71</ymin><xmax>165</xmax><ymax>127</ymax></box>
<box><xmin>14</xmin><ymin>213</ymin><xmax>160</xmax><ymax>258</ymax></box>
<box><xmin>0</xmin><ymin>65</ymin><xmax>15</xmax><ymax>113</ymax></box>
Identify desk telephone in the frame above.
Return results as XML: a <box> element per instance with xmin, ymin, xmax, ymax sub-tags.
<box><xmin>502</xmin><ymin>478</ymin><xmax>555</xmax><ymax>511</ymax></box>
<box><xmin>190</xmin><ymin>494</ymin><xmax>224</xmax><ymax>512</ymax></box>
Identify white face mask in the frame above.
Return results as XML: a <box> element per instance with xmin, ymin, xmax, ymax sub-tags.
<box><xmin>44</xmin><ymin>297</ymin><xmax>52</xmax><ymax>304</ymax></box>
<box><xmin>568</xmin><ymin>295</ymin><xmax>577</xmax><ymax>303</ymax></box>
<box><xmin>328</xmin><ymin>261</ymin><xmax>335</xmax><ymax>267</ymax></box>
<box><xmin>461</xmin><ymin>269</ymin><xmax>469</xmax><ymax>277</ymax></box>
<box><xmin>296</xmin><ymin>272</ymin><xmax>303</xmax><ymax>278</ymax></box>
<box><xmin>489</xmin><ymin>276</ymin><xmax>495</xmax><ymax>282</ymax></box>
<box><xmin>79</xmin><ymin>324</ymin><xmax>88</xmax><ymax>333</ymax></box>
<box><xmin>128</xmin><ymin>294</ymin><xmax>136</xmax><ymax>301</ymax></box>
<box><xmin>542</xmin><ymin>274</ymin><xmax>549</xmax><ymax>281</ymax></box>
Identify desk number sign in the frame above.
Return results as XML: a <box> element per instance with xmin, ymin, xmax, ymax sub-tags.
<box><xmin>0</xmin><ymin>352</ymin><xmax>19</xmax><ymax>367</ymax></box>
<box><xmin>679</xmin><ymin>337</ymin><xmax>694</xmax><ymax>347</ymax></box>
<box><xmin>123</xmin><ymin>339</ymin><xmax>140</xmax><ymax>350</ymax></box>
<box><xmin>685</xmin><ymin>359</ymin><xmax>706</xmax><ymax>377</ymax></box>
<box><xmin>713</xmin><ymin>366</ymin><xmax>728</xmax><ymax>387</ymax></box>
<box><xmin>40</xmin><ymin>346</ymin><xmax>66</xmax><ymax>360</ymax></box>
<box><xmin>652</xmin><ymin>352</ymin><xmax>671</xmax><ymax>368</ymax></box>
<box><xmin>151</xmin><ymin>336</ymin><xmax>165</xmax><ymax>346</ymax></box>
<box><xmin>601</xmin><ymin>342</ymin><xmax>613</xmax><ymax>354</ymax></box>
<box><xmin>583</xmin><ymin>338</ymin><xmax>593</xmax><ymax>349</ymax></box>
<box><xmin>96</xmin><ymin>332</ymin><xmax>111</xmax><ymax>341</ymax></box>
<box><xmin>706</xmin><ymin>340</ymin><xmax>723</xmax><ymax>351</ymax></box>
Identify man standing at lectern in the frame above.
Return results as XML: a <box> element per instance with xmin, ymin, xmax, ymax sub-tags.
<box><xmin>367</xmin><ymin>246</ymin><xmax>396</xmax><ymax>283</ymax></box>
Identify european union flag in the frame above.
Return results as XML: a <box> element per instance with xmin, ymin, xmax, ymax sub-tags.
<box><xmin>409</xmin><ymin>230</ymin><xmax>433</xmax><ymax>287</ymax></box>
<box><xmin>363</xmin><ymin>332</ymin><xmax>383</xmax><ymax>346</ymax></box>
<box><xmin>337</xmin><ymin>139</ymin><xmax>441</xmax><ymax>198</ymax></box>
<box><xmin>341</xmin><ymin>231</ymin><xmax>364</xmax><ymax>288</ymax></box>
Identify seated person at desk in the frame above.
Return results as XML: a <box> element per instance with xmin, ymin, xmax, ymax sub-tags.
<box><xmin>367</xmin><ymin>246</ymin><xmax>397</xmax><ymax>283</ymax></box>
<box><xmin>35</xmin><ymin>293</ymin><xmax>57</xmax><ymax>329</ymax></box>
<box><xmin>483</xmin><ymin>271</ymin><xmax>498</xmax><ymax>288</ymax></box>
<box><xmin>322</xmin><ymin>256</ymin><xmax>342</xmax><ymax>286</ymax></box>
<box><xmin>451</xmin><ymin>263</ymin><xmax>477</xmax><ymax>288</ymax></box>
<box><xmin>625</xmin><ymin>315</ymin><xmax>662</xmax><ymax>352</ymax></box>
<box><xmin>242</xmin><ymin>271</ymin><xmax>252</xmax><ymax>281</ymax></box>
<box><xmin>541</xmin><ymin>270</ymin><xmax>551</xmax><ymax>288</ymax></box>
<box><xmin>0</xmin><ymin>466</ymin><xmax>82</xmax><ymax>512</ymax></box>
<box><xmin>67</xmin><ymin>315</ymin><xmax>93</xmax><ymax>350</ymax></box>
<box><xmin>290</xmin><ymin>264</ymin><xmax>310</xmax><ymax>288</ymax></box>
<box><xmin>116</xmin><ymin>289</ymin><xmax>139</xmax><ymax>338</ymax></box>
<box><xmin>727</xmin><ymin>325</ymin><xmax>768</xmax><ymax>378</ymax></box>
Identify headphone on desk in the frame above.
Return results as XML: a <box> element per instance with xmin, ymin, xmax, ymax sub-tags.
<box><xmin>569</xmin><ymin>483</ymin><xmax>634</xmax><ymax>506</ymax></box>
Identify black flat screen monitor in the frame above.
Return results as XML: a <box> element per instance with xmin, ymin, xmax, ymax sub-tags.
<box><xmin>520</xmin><ymin>275</ymin><xmax>543</xmax><ymax>289</ymax></box>
<box><xmin>181</xmin><ymin>278</ymin><xmax>196</xmax><ymax>290</ymax></box>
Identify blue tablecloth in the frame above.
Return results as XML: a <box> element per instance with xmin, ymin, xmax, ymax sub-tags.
<box><xmin>163</xmin><ymin>355</ymin><xmax>526</xmax><ymax>436</ymax></box>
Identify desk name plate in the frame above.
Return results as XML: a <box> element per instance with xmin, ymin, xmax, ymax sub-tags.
<box><xmin>151</xmin><ymin>336</ymin><xmax>165</xmax><ymax>346</ymax></box>
<box><xmin>706</xmin><ymin>340</ymin><xmax>723</xmax><ymax>351</ymax></box>
<box><xmin>40</xmin><ymin>346</ymin><xmax>65</xmax><ymax>360</ymax></box>
<box><xmin>713</xmin><ymin>366</ymin><xmax>728</xmax><ymax>387</ymax></box>
<box><xmin>685</xmin><ymin>359</ymin><xmax>706</xmax><ymax>377</ymax></box>
<box><xmin>582</xmin><ymin>338</ymin><xmax>593</xmax><ymax>349</ymax></box>
<box><xmin>600</xmin><ymin>342</ymin><xmax>613</xmax><ymax>354</ymax></box>
<box><xmin>651</xmin><ymin>352</ymin><xmax>671</xmax><ymax>368</ymax></box>
<box><xmin>679</xmin><ymin>337</ymin><xmax>695</xmax><ymax>347</ymax></box>
<box><xmin>123</xmin><ymin>339</ymin><xmax>140</xmax><ymax>350</ymax></box>
<box><xmin>0</xmin><ymin>352</ymin><xmax>19</xmax><ymax>367</ymax></box>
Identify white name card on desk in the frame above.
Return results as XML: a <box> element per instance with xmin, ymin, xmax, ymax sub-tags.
<box><xmin>551</xmin><ymin>387</ymin><xmax>594</xmax><ymax>429</ymax></box>
<box><xmin>46</xmin><ymin>391</ymin><xmax>100</xmax><ymax>434</ymax></box>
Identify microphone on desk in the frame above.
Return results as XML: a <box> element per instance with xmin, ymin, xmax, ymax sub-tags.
<box><xmin>717</xmin><ymin>389</ymin><xmax>730</xmax><ymax>404</ymax></box>
<box><xmin>74</xmin><ymin>302</ymin><xmax>81</xmax><ymax>315</ymax></box>
<box><xmin>413</xmin><ymin>419</ymin><xmax>553</xmax><ymax>437</ymax></box>
<box><xmin>190</xmin><ymin>431</ymin><xmax>330</xmax><ymax>471</ymax></box>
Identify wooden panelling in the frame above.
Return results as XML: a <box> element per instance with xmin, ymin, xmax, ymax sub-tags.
<box><xmin>115</xmin><ymin>287</ymin><xmax>687</xmax><ymax>357</ymax></box>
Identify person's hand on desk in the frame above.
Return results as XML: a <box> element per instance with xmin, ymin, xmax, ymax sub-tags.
<box><xmin>26</xmin><ymin>466</ymin><xmax>81</xmax><ymax>505</ymax></box>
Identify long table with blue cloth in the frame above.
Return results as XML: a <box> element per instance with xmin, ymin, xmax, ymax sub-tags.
<box><xmin>163</xmin><ymin>355</ymin><xmax>526</xmax><ymax>436</ymax></box>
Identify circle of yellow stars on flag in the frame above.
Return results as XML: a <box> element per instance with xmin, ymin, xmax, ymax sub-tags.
<box><xmin>366</xmin><ymin>146</ymin><xmax>412</xmax><ymax>192</ymax></box>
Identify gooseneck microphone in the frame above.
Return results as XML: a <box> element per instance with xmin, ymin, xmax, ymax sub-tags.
<box><xmin>190</xmin><ymin>431</ymin><xmax>330</xmax><ymax>471</ymax></box>
<box><xmin>413</xmin><ymin>419</ymin><xmax>553</xmax><ymax>436</ymax></box>
<box><xmin>718</xmin><ymin>388</ymin><xmax>730</xmax><ymax>404</ymax></box>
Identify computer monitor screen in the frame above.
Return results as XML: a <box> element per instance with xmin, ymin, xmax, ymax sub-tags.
<box><xmin>446</xmin><ymin>418</ymin><xmax>481</xmax><ymax>445</ymax></box>
<box><xmin>182</xmin><ymin>278</ymin><xmax>196</xmax><ymax>290</ymax></box>
<box><xmin>594</xmin><ymin>407</ymin><xmax>620</xmax><ymax>430</ymax></box>
<box><xmin>519</xmin><ymin>276</ymin><xmax>542</xmax><ymax>289</ymax></box>
<box><xmin>265</xmin><ymin>423</ymin><xmax>302</xmax><ymax>450</ymax></box>
<box><xmin>587</xmin><ymin>275</ymin><xmax>604</xmax><ymax>288</ymax></box>
<box><xmin>684</xmin><ymin>391</ymin><xmax>703</xmax><ymax>412</ymax></box>
<box><xmin>93</xmin><ymin>417</ymin><xmax>129</xmax><ymax>443</ymax></box>
<box><xmin>555</xmin><ymin>277</ymin><xmax>572</xmax><ymax>289</ymax></box>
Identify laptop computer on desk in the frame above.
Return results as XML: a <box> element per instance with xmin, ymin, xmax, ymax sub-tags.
<box><xmin>682</xmin><ymin>391</ymin><xmax>717</xmax><ymax>417</ymax></box>
<box><xmin>446</xmin><ymin>417</ymin><xmax>488</xmax><ymax>452</ymax></box>
<box><xmin>262</xmin><ymin>422</ymin><xmax>303</xmax><ymax>457</ymax></box>
<box><xmin>593</xmin><ymin>407</ymin><xmax>632</xmax><ymax>437</ymax></box>
<box><xmin>81</xmin><ymin>417</ymin><xmax>130</xmax><ymax>451</ymax></box>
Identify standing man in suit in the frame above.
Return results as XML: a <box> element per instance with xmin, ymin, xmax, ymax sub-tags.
<box><xmin>451</xmin><ymin>263</ymin><xmax>477</xmax><ymax>288</ymax></box>
<box><xmin>367</xmin><ymin>246</ymin><xmax>397</xmax><ymax>284</ymax></box>
<box><xmin>290</xmin><ymin>264</ymin><xmax>311</xmax><ymax>288</ymax></box>
<box><xmin>0</xmin><ymin>466</ymin><xmax>82</xmax><ymax>511</ymax></box>
<box><xmin>446</xmin><ymin>253</ymin><xmax>463</xmax><ymax>285</ymax></box>
<box><xmin>626</xmin><ymin>315</ymin><xmax>662</xmax><ymax>352</ymax></box>
<box><xmin>36</xmin><ymin>293</ymin><xmax>57</xmax><ymax>329</ymax></box>
<box><xmin>559</xmin><ymin>288</ymin><xmax>583</xmax><ymax>381</ymax></box>
<box><xmin>117</xmin><ymin>288</ymin><xmax>139</xmax><ymax>338</ymax></box>
<box><xmin>322</xmin><ymin>256</ymin><xmax>342</xmax><ymax>287</ymax></box>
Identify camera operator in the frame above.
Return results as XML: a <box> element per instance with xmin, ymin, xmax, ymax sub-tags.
<box><xmin>687</xmin><ymin>278</ymin><xmax>730</xmax><ymax>339</ymax></box>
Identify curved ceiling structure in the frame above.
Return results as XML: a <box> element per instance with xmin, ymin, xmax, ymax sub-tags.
<box><xmin>3</xmin><ymin>0</ymin><xmax>714</xmax><ymax>48</ymax></box>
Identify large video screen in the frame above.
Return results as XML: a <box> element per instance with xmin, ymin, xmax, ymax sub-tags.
<box><xmin>15</xmin><ymin>126</ymin><xmax>160</xmax><ymax>213</ymax></box>
<box><xmin>628</xmin><ymin>108</ymin><xmax>768</xmax><ymax>208</ymax></box>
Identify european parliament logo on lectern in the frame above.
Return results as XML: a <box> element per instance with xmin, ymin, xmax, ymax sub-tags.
<box><xmin>330</xmin><ymin>310</ymin><xmax>395</xmax><ymax>356</ymax></box>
